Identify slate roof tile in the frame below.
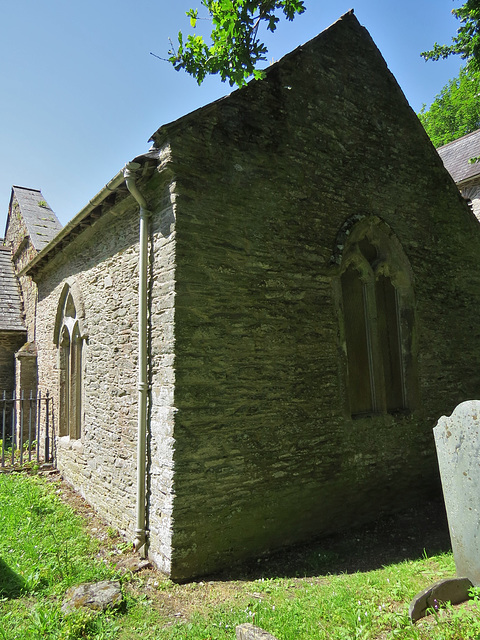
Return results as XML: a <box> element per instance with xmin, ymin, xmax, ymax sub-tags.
<box><xmin>10</xmin><ymin>186</ymin><xmax>62</xmax><ymax>251</ymax></box>
<box><xmin>0</xmin><ymin>246</ymin><xmax>25</xmax><ymax>332</ymax></box>
<box><xmin>437</xmin><ymin>129</ymin><xmax>480</xmax><ymax>185</ymax></box>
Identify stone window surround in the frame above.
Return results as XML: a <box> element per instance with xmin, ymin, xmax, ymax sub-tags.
<box><xmin>334</xmin><ymin>215</ymin><xmax>417</xmax><ymax>418</ymax></box>
<box><xmin>54</xmin><ymin>282</ymin><xmax>86</xmax><ymax>441</ymax></box>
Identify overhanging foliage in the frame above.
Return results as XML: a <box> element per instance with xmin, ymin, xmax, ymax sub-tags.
<box><xmin>168</xmin><ymin>0</ymin><xmax>306</xmax><ymax>87</ymax></box>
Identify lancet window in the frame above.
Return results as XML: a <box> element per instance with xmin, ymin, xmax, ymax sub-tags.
<box><xmin>56</xmin><ymin>288</ymin><xmax>83</xmax><ymax>438</ymax></box>
<box><xmin>338</xmin><ymin>219</ymin><xmax>416</xmax><ymax>417</ymax></box>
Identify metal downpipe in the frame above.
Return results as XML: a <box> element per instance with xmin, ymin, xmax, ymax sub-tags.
<box><xmin>124</xmin><ymin>161</ymin><xmax>150</xmax><ymax>557</ymax></box>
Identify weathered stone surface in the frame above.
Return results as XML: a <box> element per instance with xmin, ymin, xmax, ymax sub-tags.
<box><xmin>115</xmin><ymin>556</ymin><xmax>152</xmax><ymax>574</ymax></box>
<box><xmin>409</xmin><ymin>577</ymin><xmax>473</xmax><ymax>622</ymax></box>
<box><xmin>0</xmin><ymin>332</ymin><xmax>26</xmax><ymax>391</ymax></box>
<box><xmin>164</xmin><ymin>13</ymin><xmax>480</xmax><ymax>579</ymax></box>
<box><xmin>434</xmin><ymin>401</ymin><xmax>480</xmax><ymax>585</ymax></box>
<box><xmin>61</xmin><ymin>580</ymin><xmax>122</xmax><ymax>614</ymax></box>
<box><xmin>236</xmin><ymin>623</ymin><xmax>279</xmax><ymax>640</ymax></box>
<box><xmin>33</xmin><ymin>179</ymin><xmax>176</xmax><ymax>574</ymax></box>
<box><xmin>4</xmin><ymin>188</ymin><xmax>57</xmax><ymax>344</ymax></box>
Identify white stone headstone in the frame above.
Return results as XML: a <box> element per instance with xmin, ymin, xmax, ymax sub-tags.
<box><xmin>434</xmin><ymin>400</ymin><xmax>480</xmax><ymax>585</ymax></box>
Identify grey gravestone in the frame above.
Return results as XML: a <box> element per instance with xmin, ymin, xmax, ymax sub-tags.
<box><xmin>409</xmin><ymin>577</ymin><xmax>473</xmax><ymax>621</ymax></box>
<box><xmin>434</xmin><ymin>400</ymin><xmax>480</xmax><ymax>585</ymax></box>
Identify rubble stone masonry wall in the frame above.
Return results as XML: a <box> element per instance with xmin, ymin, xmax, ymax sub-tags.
<box><xmin>5</xmin><ymin>196</ymin><xmax>39</xmax><ymax>342</ymax></box>
<box><xmin>20</xmin><ymin>13</ymin><xmax>480</xmax><ymax>580</ymax></box>
<box><xmin>34</xmin><ymin>168</ymin><xmax>177</xmax><ymax>572</ymax></box>
<box><xmin>160</xmin><ymin>13</ymin><xmax>480</xmax><ymax>579</ymax></box>
<box><xmin>0</xmin><ymin>332</ymin><xmax>27</xmax><ymax>391</ymax></box>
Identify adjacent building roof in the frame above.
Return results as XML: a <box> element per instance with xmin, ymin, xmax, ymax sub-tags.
<box><xmin>437</xmin><ymin>129</ymin><xmax>480</xmax><ymax>186</ymax></box>
<box><xmin>9</xmin><ymin>186</ymin><xmax>62</xmax><ymax>252</ymax></box>
<box><xmin>0</xmin><ymin>246</ymin><xmax>25</xmax><ymax>332</ymax></box>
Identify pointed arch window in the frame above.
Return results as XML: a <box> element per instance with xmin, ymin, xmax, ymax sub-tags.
<box><xmin>56</xmin><ymin>289</ymin><xmax>83</xmax><ymax>438</ymax></box>
<box><xmin>338</xmin><ymin>220</ymin><xmax>415</xmax><ymax>417</ymax></box>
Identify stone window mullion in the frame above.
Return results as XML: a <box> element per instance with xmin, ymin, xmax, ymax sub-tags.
<box><xmin>56</xmin><ymin>291</ymin><xmax>83</xmax><ymax>440</ymax></box>
<box><xmin>362</xmin><ymin>277</ymin><xmax>385</xmax><ymax>414</ymax></box>
<box><xmin>59</xmin><ymin>327</ymin><xmax>70</xmax><ymax>437</ymax></box>
<box><xmin>339</xmin><ymin>224</ymin><xmax>415</xmax><ymax>418</ymax></box>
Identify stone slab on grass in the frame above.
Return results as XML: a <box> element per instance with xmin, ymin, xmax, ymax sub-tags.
<box><xmin>115</xmin><ymin>556</ymin><xmax>152</xmax><ymax>574</ymax></box>
<box><xmin>409</xmin><ymin>577</ymin><xmax>473</xmax><ymax>622</ymax></box>
<box><xmin>236</xmin><ymin>623</ymin><xmax>279</xmax><ymax>640</ymax></box>
<box><xmin>61</xmin><ymin>580</ymin><xmax>122</xmax><ymax>614</ymax></box>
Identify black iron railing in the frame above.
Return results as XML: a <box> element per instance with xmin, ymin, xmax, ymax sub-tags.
<box><xmin>1</xmin><ymin>391</ymin><xmax>53</xmax><ymax>468</ymax></box>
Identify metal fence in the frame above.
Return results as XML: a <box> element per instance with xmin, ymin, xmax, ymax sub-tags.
<box><xmin>1</xmin><ymin>391</ymin><xmax>53</xmax><ymax>468</ymax></box>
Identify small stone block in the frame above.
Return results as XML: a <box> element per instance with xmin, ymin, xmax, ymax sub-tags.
<box><xmin>236</xmin><ymin>623</ymin><xmax>279</xmax><ymax>640</ymax></box>
<box><xmin>409</xmin><ymin>577</ymin><xmax>473</xmax><ymax>622</ymax></box>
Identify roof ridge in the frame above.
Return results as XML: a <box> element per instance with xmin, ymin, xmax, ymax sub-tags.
<box><xmin>12</xmin><ymin>185</ymin><xmax>42</xmax><ymax>193</ymax></box>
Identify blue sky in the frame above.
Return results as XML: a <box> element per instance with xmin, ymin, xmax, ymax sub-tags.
<box><xmin>0</xmin><ymin>1</ymin><xmax>465</xmax><ymax>228</ymax></box>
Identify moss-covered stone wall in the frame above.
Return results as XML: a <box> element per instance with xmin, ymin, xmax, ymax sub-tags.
<box><xmin>160</xmin><ymin>13</ymin><xmax>480</xmax><ymax>579</ymax></box>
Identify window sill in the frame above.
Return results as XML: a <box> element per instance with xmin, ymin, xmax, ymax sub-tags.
<box><xmin>57</xmin><ymin>435</ymin><xmax>84</xmax><ymax>452</ymax></box>
<box><xmin>351</xmin><ymin>409</ymin><xmax>411</xmax><ymax>420</ymax></box>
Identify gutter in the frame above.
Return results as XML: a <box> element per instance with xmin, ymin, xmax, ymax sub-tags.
<box><xmin>20</xmin><ymin>170</ymin><xmax>125</xmax><ymax>277</ymax></box>
<box><xmin>21</xmin><ymin>149</ymin><xmax>160</xmax><ymax>278</ymax></box>
<box><xmin>124</xmin><ymin>161</ymin><xmax>150</xmax><ymax>557</ymax></box>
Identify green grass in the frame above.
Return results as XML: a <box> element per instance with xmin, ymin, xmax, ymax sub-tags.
<box><xmin>0</xmin><ymin>472</ymin><xmax>117</xmax><ymax>639</ymax></box>
<box><xmin>1</xmin><ymin>472</ymin><xmax>480</xmax><ymax>639</ymax></box>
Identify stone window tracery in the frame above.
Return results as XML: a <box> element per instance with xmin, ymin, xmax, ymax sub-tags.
<box><xmin>56</xmin><ymin>288</ymin><xmax>83</xmax><ymax>439</ymax></box>
<box><xmin>337</xmin><ymin>218</ymin><xmax>416</xmax><ymax>417</ymax></box>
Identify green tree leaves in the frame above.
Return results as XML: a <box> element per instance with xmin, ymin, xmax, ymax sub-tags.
<box><xmin>418</xmin><ymin>65</ymin><xmax>480</xmax><ymax>147</ymax></box>
<box><xmin>169</xmin><ymin>0</ymin><xmax>306</xmax><ymax>87</ymax></box>
<box><xmin>422</xmin><ymin>0</ymin><xmax>480</xmax><ymax>70</ymax></box>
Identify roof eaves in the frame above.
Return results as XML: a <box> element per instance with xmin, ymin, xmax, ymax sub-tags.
<box><xmin>23</xmin><ymin>150</ymin><xmax>161</xmax><ymax>278</ymax></box>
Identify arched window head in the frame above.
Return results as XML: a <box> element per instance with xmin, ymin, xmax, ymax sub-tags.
<box><xmin>336</xmin><ymin>217</ymin><xmax>416</xmax><ymax>417</ymax></box>
<box><xmin>56</xmin><ymin>286</ymin><xmax>84</xmax><ymax>439</ymax></box>
<box><xmin>65</xmin><ymin>294</ymin><xmax>76</xmax><ymax>319</ymax></box>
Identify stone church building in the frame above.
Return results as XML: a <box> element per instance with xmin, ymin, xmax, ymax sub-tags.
<box><xmin>3</xmin><ymin>12</ymin><xmax>480</xmax><ymax>580</ymax></box>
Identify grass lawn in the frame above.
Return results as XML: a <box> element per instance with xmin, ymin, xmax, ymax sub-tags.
<box><xmin>0</xmin><ymin>470</ymin><xmax>479</xmax><ymax>639</ymax></box>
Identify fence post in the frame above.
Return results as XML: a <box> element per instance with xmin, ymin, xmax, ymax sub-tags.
<box><xmin>44</xmin><ymin>391</ymin><xmax>50</xmax><ymax>463</ymax></box>
<box><xmin>28</xmin><ymin>391</ymin><xmax>33</xmax><ymax>462</ymax></box>
<box><xmin>1</xmin><ymin>391</ymin><xmax>5</xmax><ymax>467</ymax></box>
<box><xmin>37</xmin><ymin>390</ymin><xmax>41</xmax><ymax>463</ymax></box>
<box><xmin>11</xmin><ymin>390</ymin><xmax>16</xmax><ymax>466</ymax></box>
<box><xmin>19</xmin><ymin>390</ymin><xmax>24</xmax><ymax>466</ymax></box>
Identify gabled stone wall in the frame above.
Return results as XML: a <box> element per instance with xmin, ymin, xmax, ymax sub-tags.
<box><xmin>156</xmin><ymin>13</ymin><xmax>480</xmax><ymax>579</ymax></box>
<box><xmin>5</xmin><ymin>195</ymin><xmax>39</xmax><ymax>343</ymax></box>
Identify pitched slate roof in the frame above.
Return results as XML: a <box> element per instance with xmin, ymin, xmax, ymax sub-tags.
<box><xmin>437</xmin><ymin>129</ymin><xmax>480</xmax><ymax>186</ymax></box>
<box><xmin>0</xmin><ymin>246</ymin><xmax>25</xmax><ymax>332</ymax></box>
<box><xmin>10</xmin><ymin>186</ymin><xmax>62</xmax><ymax>251</ymax></box>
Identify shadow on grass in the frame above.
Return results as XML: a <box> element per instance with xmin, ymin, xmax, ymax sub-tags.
<box><xmin>0</xmin><ymin>557</ymin><xmax>26</xmax><ymax>598</ymax></box>
<box><xmin>211</xmin><ymin>497</ymin><xmax>452</xmax><ymax>582</ymax></box>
